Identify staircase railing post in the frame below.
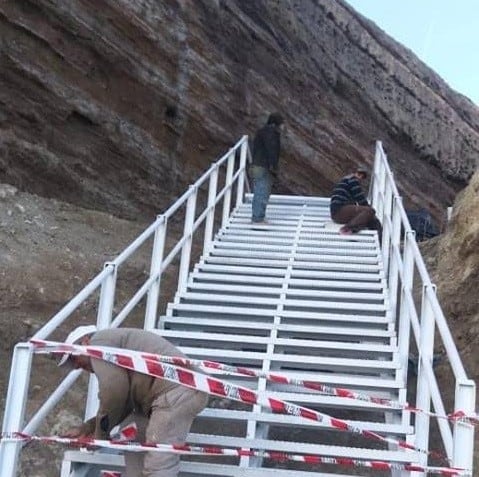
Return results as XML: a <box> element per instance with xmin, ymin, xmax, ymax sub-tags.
<box><xmin>144</xmin><ymin>215</ymin><xmax>167</xmax><ymax>330</ymax></box>
<box><xmin>371</xmin><ymin>141</ymin><xmax>382</xmax><ymax>210</ymax></box>
<box><xmin>388</xmin><ymin>196</ymin><xmax>402</xmax><ymax>321</ymax></box>
<box><xmin>397</xmin><ymin>230</ymin><xmax>415</xmax><ymax>383</ymax></box>
<box><xmin>235</xmin><ymin>137</ymin><xmax>248</xmax><ymax>208</ymax></box>
<box><xmin>85</xmin><ymin>262</ymin><xmax>117</xmax><ymax>419</ymax></box>
<box><xmin>203</xmin><ymin>165</ymin><xmax>219</xmax><ymax>257</ymax></box>
<box><xmin>222</xmin><ymin>150</ymin><xmax>235</xmax><ymax>227</ymax></box>
<box><xmin>376</xmin><ymin>159</ymin><xmax>386</xmax><ymax>222</ymax></box>
<box><xmin>0</xmin><ymin>344</ymin><xmax>33</xmax><ymax>477</ymax></box>
<box><xmin>96</xmin><ymin>263</ymin><xmax>117</xmax><ymax>330</ymax></box>
<box><xmin>453</xmin><ymin>380</ymin><xmax>476</xmax><ymax>472</ymax></box>
<box><xmin>381</xmin><ymin>176</ymin><xmax>393</xmax><ymax>264</ymax></box>
<box><xmin>178</xmin><ymin>185</ymin><xmax>197</xmax><ymax>292</ymax></box>
<box><xmin>414</xmin><ymin>284</ymin><xmax>436</xmax><ymax>464</ymax></box>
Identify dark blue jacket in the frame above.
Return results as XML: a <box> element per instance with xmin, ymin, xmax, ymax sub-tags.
<box><xmin>252</xmin><ymin>123</ymin><xmax>281</xmax><ymax>171</ymax></box>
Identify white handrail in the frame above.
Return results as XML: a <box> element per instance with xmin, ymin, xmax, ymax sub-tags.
<box><xmin>372</xmin><ymin>140</ymin><xmax>475</xmax><ymax>471</ymax></box>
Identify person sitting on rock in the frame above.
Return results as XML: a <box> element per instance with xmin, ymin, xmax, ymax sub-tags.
<box><xmin>330</xmin><ymin>166</ymin><xmax>382</xmax><ymax>240</ymax></box>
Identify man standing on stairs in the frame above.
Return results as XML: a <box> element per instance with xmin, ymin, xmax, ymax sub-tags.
<box><xmin>250</xmin><ymin>112</ymin><xmax>284</xmax><ymax>224</ymax></box>
<box><xmin>59</xmin><ymin>326</ymin><xmax>208</xmax><ymax>477</ymax></box>
<box><xmin>330</xmin><ymin>166</ymin><xmax>383</xmax><ymax>239</ymax></box>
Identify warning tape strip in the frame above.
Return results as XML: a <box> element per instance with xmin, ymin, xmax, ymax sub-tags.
<box><xmin>0</xmin><ymin>432</ymin><xmax>468</xmax><ymax>476</ymax></box>
<box><xmin>111</xmin><ymin>422</ymin><xmax>137</xmax><ymax>441</ymax></box>
<box><xmin>30</xmin><ymin>339</ymin><xmax>478</xmax><ymax>426</ymax></box>
<box><xmin>30</xmin><ymin>340</ymin><xmax>449</xmax><ymax>461</ymax></box>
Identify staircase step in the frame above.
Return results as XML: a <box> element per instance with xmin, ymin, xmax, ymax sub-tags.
<box><xmin>186</xmin><ymin>282</ymin><xmax>386</xmax><ymax>303</ymax></box>
<box><xmin>191</xmin><ymin>272</ymin><xmax>385</xmax><ymax>293</ymax></box>
<box><xmin>180</xmin><ymin>462</ymin><xmax>372</xmax><ymax>477</ymax></box>
<box><xmin>188</xmin><ymin>433</ymin><xmax>418</xmax><ymax>462</ymax></box>
<box><xmin>198</xmin><ymin>408</ymin><xmax>412</xmax><ymax>434</ymax></box>
<box><xmin>62</xmin><ymin>451</ymin><xmax>376</xmax><ymax>477</ymax></box>
<box><xmin>176</xmin><ymin>292</ymin><xmax>388</xmax><ymax>312</ymax></box>
<box><xmin>210</xmin><ymin>245</ymin><xmax>378</xmax><ymax>265</ymax></box>
<box><xmin>195</xmin><ymin>263</ymin><xmax>384</xmax><ymax>281</ymax></box>
<box><xmin>158</xmin><ymin>329</ymin><xmax>395</xmax><ymax>351</ymax></box>
<box><xmin>203</xmin><ymin>256</ymin><xmax>382</xmax><ymax>272</ymax></box>
<box><xmin>216</xmin><ymin>233</ymin><xmax>378</xmax><ymax>249</ymax></box>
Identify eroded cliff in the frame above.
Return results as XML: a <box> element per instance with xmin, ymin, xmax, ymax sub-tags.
<box><xmin>1</xmin><ymin>0</ymin><xmax>478</xmax><ymax>223</ymax></box>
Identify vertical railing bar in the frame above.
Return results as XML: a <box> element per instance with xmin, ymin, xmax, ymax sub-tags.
<box><xmin>377</xmin><ymin>159</ymin><xmax>386</xmax><ymax>220</ymax></box>
<box><xmin>203</xmin><ymin>165</ymin><xmax>219</xmax><ymax>257</ymax></box>
<box><xmin>144</xmin><ymin>215</ymin><xmax>167</xmax><ymax>330</ymax></box>
<box><xmin>178</xmin><ymin>186</ymin><xmax>197</xmax><ymax>293</ymax></box>
<box><xmin>222</xmin><ymin>151</ymin><xmax>235</xmax><ymax>227</ymax></box>
<box><xmin>453</xmin><ymin>380</ymin><xmax>476</xmax><ymax>470</ymax></box>
<box><xmin>397</xmin><ymin>230</ymin><xmax>415</xmax><ymax>385</ymax></box>
<box><xmin>235</xmin><ymin>138</ymin><xmax>248</xmax><ymax>208</ymax></box>
<box><xmin>388</xmin><ymin>196</ymin><xmax>402</xmax><ymax>322</ymax></box>
<box><xmin>371</xmin><ymin>141</ymin><xmax>381</xmax><ymax>209</ymax></box>
<box><xmin>382</xmin><ymin>179</ymin><xmax>393</xmax><ymax>266</ymax></box>
<box><xmin>415</xmin><ymin>284</ymin><xmax>436</xmax><ymax>465</ymax></box>
<box><xmin>0</xmin><ymin>344</ymin><xmax>33</xmax><ymax>477</ymax></box>
<box><xmin>85</xmin><ymin>263</ymin><xmax>118</xmax><ymax>420</ymax></box>
<box><xmin>244</xmin><ymin>145</ymin><xmax>253</xmax><ymax>194</ymax></box>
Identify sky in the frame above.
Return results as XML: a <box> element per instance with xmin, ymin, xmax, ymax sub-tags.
<box><xmin>345</xmin><ymin>0</ymin><xmax>479</xmax><ymax>105</ymax></box>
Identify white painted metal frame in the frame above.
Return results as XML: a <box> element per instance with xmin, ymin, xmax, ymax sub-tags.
<box><xmin>1</xmin><ymin>137</ymin><xmax>475</xmax><ymax>477</ymax></box>
<box><xmin>371</xmin><ymin>141</ymin><xmax>476</xmax><ymax>473</ymax></box>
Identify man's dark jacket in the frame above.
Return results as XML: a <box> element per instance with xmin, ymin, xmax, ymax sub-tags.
<box><xmin>252</xmin><ymin>123</ymin><xmax>281</xmax><ymax>172</ymax></box>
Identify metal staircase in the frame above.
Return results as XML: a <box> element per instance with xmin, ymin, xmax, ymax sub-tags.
<box><xmin>1</xmin><ymin>137</ymin><xmax>475</xmax><ymax>476</ymax></box>
<box><xmin>158</xmin><ymin>194</ymin><xmax>414</xmax><ymax>476</ymax></box>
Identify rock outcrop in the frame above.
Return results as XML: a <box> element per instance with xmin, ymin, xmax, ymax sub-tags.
<box><xmin>433</xmin><ymin>170</ymin><xmax>479</xmax><ymax>361</ymax></box>
<box><xmin>1</xmin><ymin>0</ymin><xmax>478</xmax><ymax>223</ymax></box>
<box><xmin>421</xmin><ymin>171</ymin><xmax>479</xmax><ymax>471</ymax></box>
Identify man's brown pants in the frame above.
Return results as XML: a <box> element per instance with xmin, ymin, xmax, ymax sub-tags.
<box><xmin>121</xmin><ymin>385</ymin><xmax>208</xmax><ymax>477</ymax></box>
<box><xmin>332</xmin><ymin>204</ymin><xmax>382</xmax><ymax>237</ymax></box>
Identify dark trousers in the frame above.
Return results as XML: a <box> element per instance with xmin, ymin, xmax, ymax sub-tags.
<box><xmin>331</xmin><ymin>204</ymin><xmax>382</xmax><ymax>237</ymax></box>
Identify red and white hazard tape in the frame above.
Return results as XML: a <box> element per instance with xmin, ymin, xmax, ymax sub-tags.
<box><xmin>111</xmin><ymin>422</ymin><xmax>137</xmax><ymax>441</ymax></box>
<box><xmin>0</xmin><ymin>431</ymin><xmax>468</xmax><ymax>476</ymax></box>
<box><xmin>101</xmin><ymin>472</ymin><xmax>120</xmax><ymax>477</ymax></box>
<box><xmin>141</xmin><ymin>357</ymin><xmax>476</xmax><ymax>425</ymax></box>
<box><xmin>95</xmin><ymin>348</ymin><xmax>479</xmax><ymax>425</ymax></box>
<box><xmin>30</xmin><ymin>339</ymin><xmax>452</xmax><ymax>462</ymax></box>
<box><xmin>30</xmin><ymin>339</ymin><xmax>479</xmax><ymax>426</ymax></box>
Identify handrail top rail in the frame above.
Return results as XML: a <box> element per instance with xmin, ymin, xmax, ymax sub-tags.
<box><xmin>374</xmin><ymin>140</ymin><xmax>469</xmax><ymax>381</ymax></box>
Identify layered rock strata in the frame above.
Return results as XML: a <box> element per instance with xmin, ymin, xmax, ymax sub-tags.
<box><xmin>1</xmin><ymin>0</ymin><xmax>478</xmax><ymax>221</ymax></box>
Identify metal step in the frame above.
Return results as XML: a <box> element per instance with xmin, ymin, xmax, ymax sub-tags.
<box><xmin>157</xmin><ymin>330</ymin><xmax>396</xmax><ymax>355</ymax></box>
<box><xmin>190</xmin><ymin>271</ymin><xmax>385</xmax><ymax>293</ymax></box>
<box><xmin>167</xmin><ymin>303</ymin><xmax>390</xmax><ymax>323</ymax></box>
<box><xmin>195</xmin><ymin>263</ymin><xmax>385</xmax><ymax>281</ymax></box>
<box><xmin>176</xmin><ymin>292</ymin><xmax>388</xmax><ymax>313</ymax></box>
<box><xmin>61</xmin><ymin>451</ymin><xmax>381</xmax><ymax>477</ymax></box>
<box><xmin>188</xmin><ymin>280</ymin><xmax>386</xmax><ymax>298</ymax></box>
<box><xmin>197</xmin><ymin>409</ymin><xmax>412</xmax><ymax>434</ymax></box>
<box><xmin>203</xmin><ymin>256</ymin><xmax>382</xmax><ymax>273</ymax></box>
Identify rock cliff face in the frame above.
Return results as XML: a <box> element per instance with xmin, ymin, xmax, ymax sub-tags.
<box><xmin>1</xmin><ymin>0</ymin><xmax>478</xmax><ymax>222</ymax></box>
